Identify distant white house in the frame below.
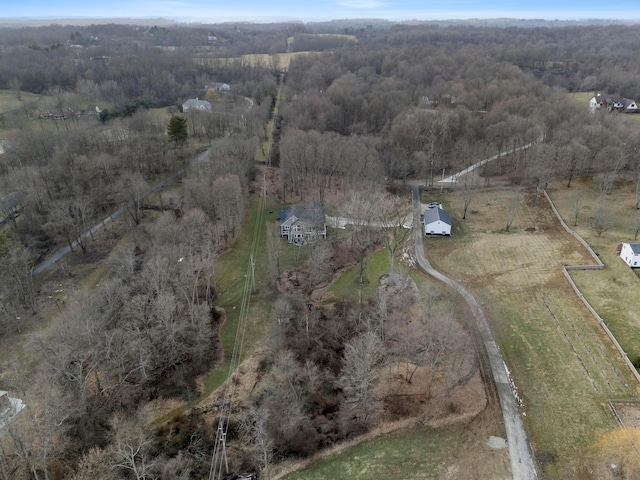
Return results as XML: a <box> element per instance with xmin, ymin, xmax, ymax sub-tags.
<box><xmin>280</xmin><ymin>202</ymin><xmax>327</xmax><ymax>245</ymax></box>
<box><xmin>424</xmin><ymin>204</ymin><xmax>452</xmax><ymax>236</ymax></box>
<box><xmin>590</xmin><ymin>93</ymin><xmax>639</xmax><ymax>113</ymax></box>
<box><xmin>182</xmin><ymin>98</ymin><xmax>212</xmax><ymax>112</ymax></box>
<box><xmin>213</xmin><ymin>82</ymin><xmax>230</xmax><ymax>92</ymax></box>
<box><xmin>620</xmin><ymin>242</ymin><xmax>640</xmax><ymax>267</ymax></box>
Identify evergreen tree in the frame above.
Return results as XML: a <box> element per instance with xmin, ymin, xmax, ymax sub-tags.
<box><xmin>167</xmin><ymin>115</ymin><xmax>188</xmax><ymax>146</ymax></box>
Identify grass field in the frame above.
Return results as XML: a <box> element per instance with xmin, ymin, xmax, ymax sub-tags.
<box><xmin>327</xmin><ymin>248</ymin><xmax>392</xmax><ymax>302</ymax></box>
<box><xmin>426</xmin><ymin>186</ymin><xmax>638</xmax><ymax>478</ymax></box>
<box><xmin>0</xmin><ymin>89</ymin><xmax>43</xmax><ymax>137</ymax></box>
<box><xmin>547</xmin><ymin>177</ymin><xmax>640</xmax><ymax>362</ymax></box>
<box><xmin>286</xmin><ymin>425</ymin><xmax>453</xmax><ymax>480</ymax></box>
<box><xmin>197</xmin><ymin>51</ymin><xmax>309</xmax><ymax>71</ymax></box>
<box><xmin>281</xmin><ymin>404</ymin><xmax>510</xmax><ymax>480</ymax></box>
<box><xmin>0</xmin><ymin>89</ymin><xmax>42</xmax><ymax>114</ymax></box>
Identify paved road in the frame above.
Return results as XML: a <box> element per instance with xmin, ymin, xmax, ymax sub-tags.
<box><xmin>412</xmin><ymin>186</ymin><xmax>538</xmax><ymax>480</ymax></box>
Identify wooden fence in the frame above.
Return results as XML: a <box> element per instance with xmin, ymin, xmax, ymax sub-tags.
<box><xmin>544</xmin><ymin>191</ymin><xmax>640</xmax><ymax>385</ymax></box>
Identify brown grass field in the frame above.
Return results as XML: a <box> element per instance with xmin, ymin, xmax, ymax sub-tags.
<box><xmin>196</xmin><ymin>51</ymin><xmax>309</xmax><ymax>71</ymax></box>
<box><xmin>427</xmin><ymin>184</ymin><xmax>639</xmax><ymax>478</ymax></box>
<box><xmin>548</xmin><ymin>177</ymin><xmax>640</xmax><ymax>362</ymax></box>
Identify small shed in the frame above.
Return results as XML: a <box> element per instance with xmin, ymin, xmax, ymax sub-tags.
<box><xmin>424</xmin><ymin>206</ymin><xmax>452</xmax><ymax>236</ymax></box>
<box><xmin>620</xmin><ymin>242</ymin><xmax>640</xmax><ymax>267</ymax></box>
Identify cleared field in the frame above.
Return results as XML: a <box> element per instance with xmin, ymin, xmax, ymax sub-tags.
<box><xmin>0</xmin><ymin>89</ymin><xmax>41</xmax><ymax>114</ymax></box>
<box><xmin>0</xmin><ymin>89</ymin><xmax>44</xmax><ymax>137</ymax></box>
<box><xmin>429</xmin><ymin>187</ymin><xmax>638</xmax><ymax>478</ymax></box>
<box><xmin>197</xmin><ymin>51</ymin><xmax>309</xmax><ymax>70</ymax></box>
<box><xmin>547</xmin><ymin>178</ymin><xmax>640</xmax><ymax>361</ymax></box>
<box><xmin>283</xmin><ymin>407</ymin><xmax>509</xmax><ymax>480</ymax></box>
<box><xmin>568</xmin><ymin>91</ymin><xmax>593</xmax><ymax>107</ymax></box>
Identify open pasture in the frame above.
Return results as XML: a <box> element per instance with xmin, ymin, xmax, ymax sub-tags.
<box><xmin>428</xmin><ymin>186</ymin><xmax>638</xmax><ymax>478</ymax></box>
<box><xmin>547</xmin><ymin>178</ymin><xmax>640</xmax><ymax>362</ymax></box>
<box><xmin>197</xmin><ymin>51</ymin><xmax>308</xmax><ymax>70</ymax></box>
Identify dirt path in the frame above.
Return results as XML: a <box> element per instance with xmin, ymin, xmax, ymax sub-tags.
<box><xmin>439</xmin><ymin>136</ymin><xmax>541</xmax><ymax>184</ymax></box>
<box><xmin>411</xmin><ymin>186</ymin><xmax>538</xmax><ymax>480</ymax></box>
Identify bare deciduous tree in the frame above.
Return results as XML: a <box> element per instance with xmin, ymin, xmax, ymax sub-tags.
<box><xmin>117</xmin><ymin>171</ymin><xmax>151</xmax><ymax>226</ymax></box>
<box><xmin>306</xmin><ymin>240</ymin><xmax>333</xmax><ymax>288</ymax></box>
<box><xmin>460</xmin><ymin>171</ymin><xmax>479</xmax><ymax>220</ymax></box>
<box><xmin>338</xmin><ymin>331</ymin><xmax>384</xmax><ymax>423</ymax></box>
<box><xmin>45</xmin><ymin>196</ymin><xmax>93</xmax><ymax>253</ymax></box>
<box><xmin>377</xmin><ymin>193</ymin><xmax>411</xmax><ymax>276</ymax></box>
<box><xmin>572</xmin><ymin>192</ymin><xmax>584</xmax><ymax>227</ymax></box>
<box><xmin>505</xmin><ymin>189</ymin><xmax>521</xmax><ymax>232</ymax></box>
<box><xmin>630</xmin><ymin>210</ymin><xmax>640</xmax><ymax>240</ymax></box>
<box><xmin>240</xmin><ymin>406</ymin><xmax>274</xmax><ymax>479</ymax></box>
<box><xmin>592</xmin><ymin>200</ymin><xmax>613</xmax><ymax>237</ymax></box>
<box><xmin>341</xmin><ymin>191</ymin><xmax>382</xmax><ymax>295</ymax></box>
<box><xmin>272</xmin><ymin>295</ymin><xmax>293</xmax><ymax>326</ymax></box>
<box><xmin>110</xmin><ymin>413</ymin><xmax>157</xmax><ymax>480</ymax></box>
<box><xmin>211</xmin><ymin>174</ymin><xmax>244</xmax><ymax>243</ymax></box>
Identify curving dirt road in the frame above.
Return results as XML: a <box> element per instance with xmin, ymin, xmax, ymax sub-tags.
<box><xmin>411</xmin><ymin>186</ymin><xmax>538</xmax><ymax>480</ymax></box>
<box><xmin>439</xmin><ymin>136</ymin><xmax>542</xmax><ymax>184</ymax></box>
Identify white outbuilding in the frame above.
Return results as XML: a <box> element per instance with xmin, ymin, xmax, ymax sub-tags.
<box><xmin>620</xmin><ymin>242</ymin><xmax>640</xmax><ymax>267</ymax></box>
<box><xmin>423</xmin><ymin>205</ymin><xmax>452</xmax><ymax>236</ymax></box>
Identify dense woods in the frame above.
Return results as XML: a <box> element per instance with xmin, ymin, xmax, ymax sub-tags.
<box><xmin>1</xmin><ymin>18</ymin><xmax>640</xmax><ymax>479</ymax></box>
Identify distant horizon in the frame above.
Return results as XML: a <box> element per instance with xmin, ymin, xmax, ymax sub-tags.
<box><xmin>3</xmin><ymin>0</ymin><xmax>640</xmax><ymax>25</ymax></box>
<box><xmin>1</xmin><ymin>16</ymin><xmax>639</xmax><ymax>29</ymax></box>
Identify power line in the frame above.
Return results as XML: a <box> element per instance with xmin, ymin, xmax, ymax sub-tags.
<box><xmin>210</xmin><ymin>180</ymin><xmax>267</xmax><ymax>479</ymax></box>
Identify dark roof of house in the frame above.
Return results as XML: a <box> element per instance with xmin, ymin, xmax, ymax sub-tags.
<box><xmin>626</xmin><ymin>243</ymin><xmax>640</xmax><ymax>254</ymax></box>
<box><xmin>281</xmin><ymin>202</ymin><xmax>325</xmax><ymax>225</ymax></box>
<box><xmin>596</xmin><ymin>93</ymin><xmax>623</xmax><ymax>104</ymax></box>
<box><xmin>423</xmin><ymin>207</ymin><xmax>451</xmax><ymax>226</ymax></box>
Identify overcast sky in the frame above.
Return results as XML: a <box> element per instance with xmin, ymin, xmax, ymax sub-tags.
<box><xmin>4</xmin><ymin>0</ymin><xmax>640</xmax><ymax>23</ymax></box>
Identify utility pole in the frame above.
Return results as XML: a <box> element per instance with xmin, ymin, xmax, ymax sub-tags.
<box><xmin>209</xmin><ymin>423</ymin><xmax>229</xmax><ymax>480</ymax></box>
<box><xmin>250</xmin><ymin>254</ymin><xmax>256</xmax><ymax>292</ymax></box>
<box><xmin>263</xmin><ymin>171</ymin><xmax>267</xmax><ymax>209</ymax></box>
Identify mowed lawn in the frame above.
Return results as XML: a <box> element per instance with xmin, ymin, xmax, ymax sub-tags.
<box><xmin>429</xmin><ymin>187</ymin><xmax>638</xmax><ymax>478</ymax></box>
<box><xmin>285</xmin><ymin>426</ymin><xmax>453</xmax><ymax>480</ymax></box>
